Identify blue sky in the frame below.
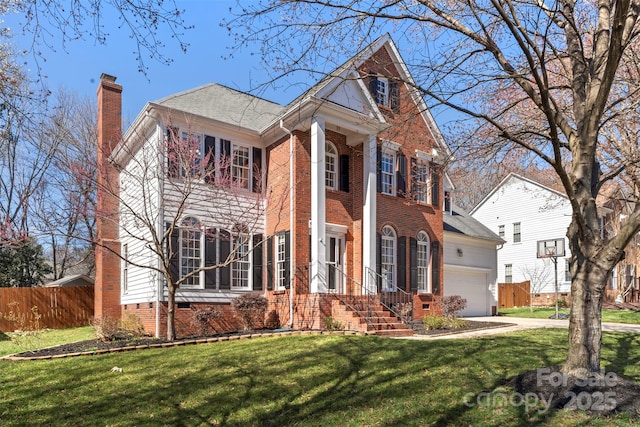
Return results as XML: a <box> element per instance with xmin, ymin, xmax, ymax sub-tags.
<box><xmin>3</xmin><ymin>1</ymin><xmax>300</xmax><ymax>123</ymax></box>
<box><xmin>3</xmin><ymin>1</ymin><xmax>456</xmax><ymax>127</ymax></box>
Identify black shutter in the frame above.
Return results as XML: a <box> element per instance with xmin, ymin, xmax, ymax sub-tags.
<box><xmin>369</xmin><ymin>75</ymin><xmax>379</xmax><ymax>101</ymax></box>
<box><xmin>220</xmin><ymin>139</ymin><xmax>231</xmax><ymax>180</ymax></box>
<box><xmin>431</xmin><ymin>164</ymin><xmax>440</xmax><ymax>208</ymax></box>
<box><xmin>204</xmin><ymin>228</ymin><xmax>217</xmax><ymax>289</ymax></box>
<box><xmin>284</xmin><ymin>231</ymin><xmax>291</xmax><ymax>289</ymax></box>
<box><xmin>376</xmin><ymin>147</ymin><xmax>382</xmax><ymax>193</ymax></box>
<box><xmin>339</xmin><ymin>154</ymin><xmax>349</xmax><ymax>192</ymax></box>
<box><xmin>252</xmin><ymin>234</ymin><xmax>263</xmax><ymax>291</ymax></box>
<box><xmin>266</xmin><ymin>236</ymin><xmax>273</xmax><ymax>291</ymax></box>
<box><xmin>410</xmin><ymin>237</ymin><xmax>418</xmax><ymax>292</ymax></box>
<box><xmin>390</xmin><ymin>81</ymin><xmax>400</xmax><ymax>112</ymax></box>
<box><xmin>376</xmin><ymin>232</ymin><xmax>382</xmax><ymax>291</ymax></box>
<box><xmin>397</xmin><ymin>153</ymin><xmax>406</xmax><ymax>197</ymax></box>
<box><xmin>166</xmin><ymin>127</ymin><xmax>179</xmax><ymax>178</ymax></box>
<box><xmin>252</xmin><ymin>147</ymin><xmax>262</xmax><ymax>192</ymax></box>
<box><xmin>204</xmin><ymin>135</ymin><xmax>216</xmax><ymax>182</ymax></box>
<box><xmin>431</xmin><ymin>241</ymin><xmax>441</xmax><ymax>295</ymax></box>
<box><xmin>410</xmin><ymin>157</ymin><xmax>417</xmax><ymax>198</ymax></box>
<box><xmin>167</xmin><ymin>222</ymin><xmax>180</xmax><ymax>285</ymax></box>
<box><xmin>219</xmin><ymin>230</ymin><xmax>231</xmax><ymax>290</ymax></box>
<box><xmin>397</xmin><ymin>236</ymin><xmax>406</xmax><ymax>291</ymax></box>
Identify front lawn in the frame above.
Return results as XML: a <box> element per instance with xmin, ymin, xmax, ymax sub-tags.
<box><xmin>499</xmin><ymin>307</ymin><xmax>640</xmax><ymax>324</ymax></box>
<box><xmin>1</xmin><ymin>329</ymin><xmax>639</xmax><ymax>426</ymax></box>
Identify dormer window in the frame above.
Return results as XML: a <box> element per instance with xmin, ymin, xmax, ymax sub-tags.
<box><xmin>369</xmin><ymin>75</ymin><xmax>400</xmax><ymax>111</ymax></box>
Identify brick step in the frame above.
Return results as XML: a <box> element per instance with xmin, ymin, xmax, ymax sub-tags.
<box><xmin>366</xmin><ymin>322</ymin><xmax>408</xmax><ymax>331</ymax></box>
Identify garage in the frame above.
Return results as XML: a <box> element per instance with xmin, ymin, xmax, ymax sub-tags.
<box><xmin>444</xmin><ymin>267</ymin><xmax>491</xmax><ymax>317</ymax></box>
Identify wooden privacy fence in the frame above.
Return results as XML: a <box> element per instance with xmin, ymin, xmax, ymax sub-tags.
<box><xmin>0</xmin><ymin>286</ymin><xmax>94</xmax><ymax>332</ymax></box>
<box><xmin>498</xmin><ymin>281</ymin><xmax>531</xmax><ymax>309</ymax></box>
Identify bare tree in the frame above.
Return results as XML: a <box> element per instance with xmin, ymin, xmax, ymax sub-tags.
<box><xmin>101</xmin><ymin>117</ymin><xmax>280</xmax><ymax>340</ymax></box>
<box><xmin>229</xmin><ymin>1</ymin><xmax>640</xmax><ymax>376</ymax></box>
<box><xmin>520</xmin><ymin>263</ymin><xmax>554</xmax><ymax>312</ymax></box>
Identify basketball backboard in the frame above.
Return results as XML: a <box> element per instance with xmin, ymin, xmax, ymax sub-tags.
<box><xmin>537</xmin><ymin>238</ymin><xmax>565</xmax><ymax>258</ymax></box>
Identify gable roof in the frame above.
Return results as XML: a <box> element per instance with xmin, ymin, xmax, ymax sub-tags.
<box><xmin>469</xmin><ymin>172</ymin><xmax>567</xmax><ymax>215</ymax></box>
<box><xmin>153</xmin><ymin>83</ymin><xmax>285</xmax><ymax>132</ymax></box>
<box><xmin>444</xmin><ymin>205</ymin><xmax>504</xmax><ymax>243</ymax></box>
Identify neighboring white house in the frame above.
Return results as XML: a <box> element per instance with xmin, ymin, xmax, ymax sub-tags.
<box><xmin>443</xmin><ymin>202</ymin><xmax>503</xmax><ymax>316</ymax></box>
<box><xmin>470</xmin><ymin>173</ymin><xmax>573</xmax><ymax>298</ymax></box>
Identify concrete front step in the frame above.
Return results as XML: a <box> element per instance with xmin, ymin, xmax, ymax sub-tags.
<box><xmin>371</xmin><ymin>328</ymin><xmax>414</xmax><ymax>337</ymax></box>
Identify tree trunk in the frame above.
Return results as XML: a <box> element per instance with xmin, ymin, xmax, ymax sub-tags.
<box><xmin>563</xmin><ymin>254</ymin><xmax>607</xmax><ymax>377</ymax></box>
<box><xmin>167</xmin><ymin>283</ymin><xmax>176</xmax><ymax>341</ymax></box>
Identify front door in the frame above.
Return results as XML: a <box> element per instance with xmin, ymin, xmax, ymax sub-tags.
<box><xmin>326</xmin><ymin>234</ymin><xmax>345</xmax><ymax>293</ymax></box>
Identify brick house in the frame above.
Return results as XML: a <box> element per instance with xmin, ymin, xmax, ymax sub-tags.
<box><xmin>95</xmin><ymin>34</ymin><xmax>461</xmax><ymax>338</ymax></box>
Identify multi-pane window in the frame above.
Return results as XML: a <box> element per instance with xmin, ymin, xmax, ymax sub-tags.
<box><xmin>513</xmin><ymin>222</ymin><xmax>521</xmax><ymax>243</ymax></box>
<box><xmin>381</xmin><ymin>226</ymin><xmax>396</xmax><ymax>290</ymax></box>
<box><xmin>232</xmin><ymin>232</ymin><xmax>250</xmax><ymax>289</ymax></box>
<box><xmin>180</xmin><ymin>217</ymin><xmax>201</xmax><ymax>288</ymax></box>
<box><xmin>276</xmin><ymin>233</ymin><xmax>287</xmax><ymax>289</ymax></box>
<box><xmin>232</xmin><ymin>145</ymin><xmax>250</xmax><ymax>189</ymax></box>
<box><xmin>176</xmin><ymin>131</ymin><xmax>203</xmax><ymax>177</ymax></box>
<box><xmin>505</xmin><ymin>264</ymin><xmax>513</xmax><ymax>283</ymax></box>
<box><xmin>414</xmin><ymin>160</ymin><xmax>430</xmax><ymax>203</ymax></box>
<box><xmin>380</xmin><ymin>151</ymin><xmax>395</xmax><ymax>195</ymax></box>
<box><xmin>565</xmin><ymin>258</ymin><xmax>571</xmax><ymax>282</ymax></box>
<box><xmin>376</xmin><ymin>77</ymin><xmax>389</xmax><ymax>105</ymax></box>
<box><xmin>325</xmin><ymin>142</ymin><xmax>338</xmax><ymax>190</ymax></box>
<box><xmin>417</xmin><ymin>231</ymin><xmax>430</xmax><ymax>292</ymax></box>
<box><xmin>498</xmin><ymin>225</ymin><xmax>505</xmax><ymax>238</ymax></box>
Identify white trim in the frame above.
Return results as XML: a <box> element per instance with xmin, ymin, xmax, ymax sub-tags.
<box><xmin>310</xmin><ymin>116</ymin><xmax>327</xmax><ymax>294</ymax></box>
<box><xmin>381</xmin><ymin>139</ymin><xmax>401</xmax><ymax>152</ymax></box>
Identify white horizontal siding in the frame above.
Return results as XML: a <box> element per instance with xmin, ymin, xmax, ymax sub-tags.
<box><xmin>472</xmin><ymin>176</ymin><xmax>572</xmax><ymax>293</ymax></box>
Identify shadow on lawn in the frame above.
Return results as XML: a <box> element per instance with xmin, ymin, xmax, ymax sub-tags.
<box><xmin>8</xmin><ymin>330</ymin><xmax>639</xmax><ymax>426</ymax></box>
<box><xmin>0</xmin><ymin>331</ymin><xmax>10</xmax><ymax>342</ymax></box>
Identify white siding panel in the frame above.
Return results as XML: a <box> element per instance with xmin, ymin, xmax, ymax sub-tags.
<box><xmin>472</xmin><ymin>175</ymin><xmax>572</xmax><ymax>293</ymax></box>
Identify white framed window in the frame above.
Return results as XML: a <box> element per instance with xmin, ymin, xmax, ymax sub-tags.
<box><xmin>498</xmin><ymin>225</ymin><xmax>505</xmax><ymax>238</ymax></box>
<box><xmin>122</xmin><ymin>243</ymin><xmax>129</xmax><ymax>294</ymax></box>
<box><xmin>231</xmin><ymin>230</ymin><xmax>251</xmax><ymax>289</ymax></box>
<box><xmin>505</xmin><ymin>264</ymin><xmax>513</xmax><ymax>283</ymax></box>
<box><xmin>414</xmin><ymin>160</ymin><xmax>430</xmax><ymax>204</ymax></box>
<box><xmin>381</xmin><ymin>225</ymin><xmax>396</xmax><ymax>291</ymax></box>
<box><xmin>380</xmin><ymin>151</ymin><xmax>395</xmax><ymax>195</ymax></box>
<box><xmin>417</xmin><ymin>231</ymin><xmax>430</xmax><ymax>292</ymax></box>
<box><xmin>513</xmin><ymin>222</ymin><xmax>521</xmax><ymax>243</ymax></box>
<box><xmin>232</xmin><ymin>144</ymin><xmax>251</xmax><ymax>190</ymax></box>
<box><xmin>376</xmin><ymin>77</ymin><xmax>389</xmax><ymax>105</ymax></box>
<box><xmin>565</xmin><ymin>258</ymin><xmax>572</xmax><ymax>282</ymax></box>
<box><xmin>180</xmin><ymin>217</ymin><xmax>202</xmax><ymax>289</ymax></box>
<box><xmin>276</xmin><ymin>233</ymin><xmax>287</xmax><ymax>290</ymax></box>
<box><xmin>325</xmin><ymin>142</ymin><xmax>338</xmax><ymax>190</ymax></box>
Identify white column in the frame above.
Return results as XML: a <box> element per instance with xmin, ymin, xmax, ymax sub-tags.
<box><xmin>310</xmin><ymin>116</ymin><xmax>326</xmax><ymax>293</ymax></box>
<box><xmin>362</xmin><ymin>134</ymin><xmax>377</xmax><ymax>294</ymax></box>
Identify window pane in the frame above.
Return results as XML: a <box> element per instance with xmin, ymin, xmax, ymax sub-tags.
<box><xmin>381</xmin><ymin>152</ymin><xmax>394</xmax><ymax>195</ymax></box>
<box><xmin>232</xmin><ymin>145</ymin><xmax>250</xmax><ymax>189</ymax></box>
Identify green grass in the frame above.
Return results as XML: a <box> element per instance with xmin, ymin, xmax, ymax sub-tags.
<box><xmin>498</xmin><ymin>307</ymin><xmax>640</xmax><ymax>324</ymax></box>
<box><xmin>0</xmin><ymin>326</ymin><xmax>96</xmax><ymax>357</ymax></box>
<box><xmin>1</xmin><ymin>329</ymin><xmax>639</xmax><ymax>426</ymax></box>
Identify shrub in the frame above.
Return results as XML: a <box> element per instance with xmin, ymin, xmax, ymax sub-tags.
<box><xmin>191</xmin><ymin>306</ymin><xmax>223</xmax><ymax>335</ymax></box>
<box><xmin>91</xmin><ymin>315</ymin><xmax>147</xmax><ymax>342</ymax></box>
<box><xmin>231</xmin><ymin>293</ymin><xmax>268</xmax><ymax>330</ymax></box>
<box><xmin>440</xmin><ymin>295</ymin><xmax>468</xmax><ymax>319</ymax></box>
<box><xmin>423</xmin><ymin>314</ymin><xmax>447</xmax><ymax>330</ymax></box>
<box><xmin>323</xmin><ymin>316</ymin><xmax>344</xmax><ymax>331</ymax></box>
<box><xmin>0</xmin><ymin>301</ymin><xmax>43</xmax><ymax>348</ymax></box>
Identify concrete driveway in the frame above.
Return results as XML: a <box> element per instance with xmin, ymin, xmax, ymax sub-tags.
<box><xmin>400</xmin><ymin>315</ymin><xmax>640</xmax><ymax>340</ymax></box>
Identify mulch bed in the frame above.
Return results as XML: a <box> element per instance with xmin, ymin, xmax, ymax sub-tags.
<box><xmin>7</xmin><ymin>320</ymin><xmax>512</xmax><ymax>359</ymax></box>
<box><xmin>411</xmin><ymin>319</ymin><xmax>513</xmax><ymax>336</ymax></box>
<box><xmin>507</xmin><ymin>366</ymin><xmax>640</xmax><ymax>417</ymax></box>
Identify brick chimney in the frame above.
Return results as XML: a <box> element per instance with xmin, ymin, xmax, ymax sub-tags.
<box><xmin>95</xmin><ymin>73</ymin><xmax>122</xmax><ymax>320</ymax></box>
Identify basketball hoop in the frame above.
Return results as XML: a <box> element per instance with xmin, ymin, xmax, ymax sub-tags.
<box><xmin>537</xmin><ymin>239</ymin><xmax>565</xmax><ymax>259</ymax></box>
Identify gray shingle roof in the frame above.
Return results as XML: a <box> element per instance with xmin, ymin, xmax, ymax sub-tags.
<box><xmin>154</xmin><ymin>83</ymin><xmax>285</xmax><ymax>131</ymax></box>
<box><xmin>444</xmin><ymin>205</ymin><xmax>503</xmax><ymax>242</ymax></box>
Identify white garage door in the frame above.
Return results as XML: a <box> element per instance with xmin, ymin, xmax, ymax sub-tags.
<box><xmin>444</xmin><ymin>268</ymin><xmax>490</xmax><ymax>317</ymax></box>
